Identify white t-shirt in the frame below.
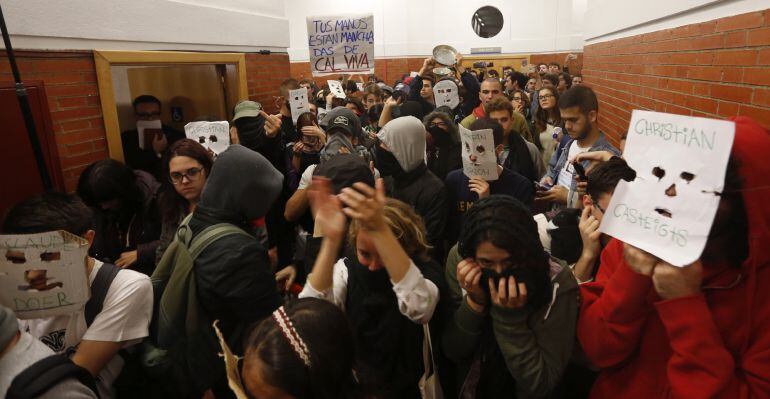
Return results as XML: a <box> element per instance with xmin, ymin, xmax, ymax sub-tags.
<box><xmin>18</xmin><ymin>260</ymin><xmax>153</xmax><ymax>399</ymax></box>
<box><xmin>557</xmin><ymin>140</ymin><xmax>590</xmax><ymax>188</ymax></box>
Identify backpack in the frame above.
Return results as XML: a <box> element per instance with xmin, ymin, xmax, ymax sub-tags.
<box><xmin>6</xmin><ymin>263</ymin><xmax>121</xmax><ymax>399</ymax></box>
<box><xmin>140</xmin><ymin>214</ymin><xmax>252</xmax><ymax>397</ymax></box>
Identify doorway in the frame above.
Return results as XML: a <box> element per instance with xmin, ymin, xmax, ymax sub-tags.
<box><xmin>94</xmin><ymin>50</ymin><xmax>248</xmax><ymax>162</ymax></box>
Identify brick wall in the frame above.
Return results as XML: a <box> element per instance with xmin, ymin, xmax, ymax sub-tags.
<box><xmin>583</xmin><ymin>9</ymin><xmax>770</xmax><ymax>144</ymax></box>
<box><xmin>289</xmin><ymin>52</ymin><xmax>583</xmax><ymax>88</ymax></box>
<box><xmin>0</xmin><ymin>51</ymin><xmax>106</xmax><ymax>191</ymax></box>
<box><xmin>0</xmin><ymin>50</ymin><xmax>290</xmax><ymax>191</ymax></box>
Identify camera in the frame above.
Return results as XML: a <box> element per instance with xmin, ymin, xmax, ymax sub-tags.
<box><xmin>472</xmin><ymin>61</ymin><xmax>494</xmax><ymax>68</ymax></box>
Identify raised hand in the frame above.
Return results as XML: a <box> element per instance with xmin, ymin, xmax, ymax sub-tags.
<box><xmin>652</xmin><ymin>261</ymin><xmax>702</xmax><ymax>300</ymax></box>
<box><xmin>457</xmin><ymin>258</ymin><xmax>488</xmax><ymax>309</ymax></box>
<box><xmin>260</xmin><ymin>110</ymin><xmax>282</xmax><ymax>138</ymax></box>
<box><xmin>468</xmin><ymin>177</ymin><xmax>490</xmax><ymax>199</ymax></box>
<box><xmin>623</xmin><ymin>243</ymin><xmax>658</xmax><ymax>276</ymax></box>
<box><xmin>579</xmin><ymin>205</ymin><xmax>601</xmax><ymax>259</ymax></box>
<box><xmin>308</xmin><ymin>177</ymin><xmax>347</xmax><ymax>242</ymax></box>
<box><xmin>339</xmin><ymin>179</ymin><xmax>387</xmax><ymax>233</ymax></box>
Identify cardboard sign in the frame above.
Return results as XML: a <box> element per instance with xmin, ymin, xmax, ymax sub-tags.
<box><xmin>184</xmin><ymin>121</ymin><xmax>230</xmax><ymax>155</ymax></box>
<box><xmin>600</xmin><ymin>110</ymin><xmax>735</xmax><ymax>266</ymax></box>
<box><xmin>289</xmin><ymin>87</ymin><xmax>310</xmax><ymax>124</ymax></box>
<box><xmin>356</xmin><ymin>82</ymin><xmax>364</xmax><ymax>92</ymax></box>
<box><xmin>0</xmin><ymin>231</ymin><xmax>90</xmax><ymax>319</ymax></box>
<box><xmin>434</xmin><ymin>80</ymin><xmax>460</xmax><ymax>109</ymax></box>
<box><xmin>137</xmin><ymin>119</ymin><xmax>162</xmax><ymax>150</ymax></box>
<box><xmin>460</xmin><ymin>126</ymin><xmax>498</xmax><ymax>181</ymax></box>
<box><xmin>306</xmin><ymin>14</ymin><xmax>374</xmax><ymax>76</ymax></box>
<box><xmin>327</xmin><ymin>80</ymin><xmax>346</xmax><ymax>99</ymax></box>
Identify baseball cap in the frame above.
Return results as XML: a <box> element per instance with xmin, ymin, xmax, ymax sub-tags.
<box><xmin>313</xmin><ymin>153</ymin><xmax>375</xmax><ymax>194</ymax></box>
<box><xmin>326</xmin><ymin>114</ymin><xmax>354</xmax><ymax>137</ymax></box>
<box><xmin>233</xmin><ymin>101</ymin><xmax>263</xmax><ymax>121</ymax></box>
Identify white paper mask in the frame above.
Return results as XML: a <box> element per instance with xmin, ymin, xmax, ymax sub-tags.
<box><xmin>289</xmin><ymin>87</ymin><xmax>310</xmax><ymax>124</ymax></box>
<box><xmin>600</xmin><ymin>110</ymin><xmax>735</xmax><ymax>266</ymax></box>
<box><xmin>356</xmin><ymin>82</ymin><xmax>364</xmax><ymax>92</ymax></box>
<box><xmin>460</xmin><ymin>126</ymin><xmax>498</xmax><ymax>181</ymax></box>
<box><xmin>184</xmin><ymin>121</ymin><xmax>230</xmax><ymax>155</ymax></box>
<box><xmin>0</xmin><ymin>231</ymin><xmax>90</xmax><ymax>319</ymax></box>
<box><xmin>434</xmin><ymin>80</ymin><xmax>460</xmax><ymax>110</ymax></box>
<box><xmin>137</xmin><ymin>119</ymin><xmax>162</xmax><ymax>150</ymax></box>
<box><xmin>327</xmin><ymin>80</ymin><xmax>346</xmax><ymax>99</ymax></box>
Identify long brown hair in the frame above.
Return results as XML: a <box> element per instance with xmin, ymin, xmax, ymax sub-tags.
<box><xmin>159</xmin><ymin>138</ymin><xmax>214</xmax><ymax>223</ymax></box>
<box><xmin>534</xmin><ymin>87</ymin><xmax>561</xmax><ymax>134</ymax></box>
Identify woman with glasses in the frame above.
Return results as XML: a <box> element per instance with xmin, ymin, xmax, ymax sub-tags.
<box><xmin>443</xmin><ymin>195</ymin><xmax>578</xmax><ymax>398</ymax></box>
<box><xmin>534</xmin><ymin>87</ymin><xmax>564</xmax><ymax>166</ymax></box>
<box><xmin>155</xmin><ymin>138</ymin><xmax>213</xmax><ymax>263</ymax></box>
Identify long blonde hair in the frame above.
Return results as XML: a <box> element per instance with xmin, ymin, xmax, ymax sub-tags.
<box><xmin>348</xmin><ymin>198</ymin><xmax>431</xmax><ymax>261</ymax></box>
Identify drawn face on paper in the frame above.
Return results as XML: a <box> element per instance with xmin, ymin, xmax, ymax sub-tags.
<box><xmin>464</xmin><ymin>140</ymin><xmax>488</xmax><ymax>166</ymax></box>
<box><xmin>433</xmin><ymin>80</ymin><xmax>460</xmax><ymax>109</ymax></box>
<box><xmin>327</xmin><ymin>80</ymin><xmax>346</xmax><ymax>99</ymax></box>
<box><xmin>184</xmin><ymin>121</ymin><xmax>230</xmax><ymax>155</ymax></box>
<box><xmin>599</xmin><ymin>110</ymin><xmax>735</xmax><ymax>266</ymax></box>
<box><xmin>289</xmin><ymin>87</ymin><xmax>310</xmax><ymax>124</ymax></box>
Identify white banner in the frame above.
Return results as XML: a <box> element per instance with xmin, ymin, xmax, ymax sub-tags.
<box><xmin>306</xmin><ymin>14</ymin><xmax>374</xmax><ymax>76</ymax></box>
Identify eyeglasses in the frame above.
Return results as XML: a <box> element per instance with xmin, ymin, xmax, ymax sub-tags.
<box><xmin>588</xmin><ymin>194</ymin><xmax>605</xmax><ymax>214</ymax></box>
<box><xmin>170</xmin><ymin>167</ymin><xmax>203</xmax><ymax>185</ymax></box>
<box><xmin>539</xmin><ymin>94</ymin><xmax>555</xmax><ymax>101</ymax></box>
<box><xmin>136</xmin><ymin>111</ymin><xmax>160</xmax><ymax>118</ymax></box>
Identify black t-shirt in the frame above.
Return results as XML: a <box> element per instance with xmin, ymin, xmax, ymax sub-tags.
<box><xmin>444</xmin><ymin>167</ymin><xmax>534</xmax><ymax>244</ymax></box>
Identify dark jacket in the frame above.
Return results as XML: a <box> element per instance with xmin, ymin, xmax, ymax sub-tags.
<box><xmin>120</xmin><ymin>124</ymin><xmax>184</xmax><ymax>179</ymax></box>
<box><xmin>190</xmin><ymin>145</ymin><xmax>284</xmax><ymax>358</ymax></box>
<box><xmin>424</xmin><ymin>110</ymin><xmax>463</xmax><ymax>181</ymax></box>
<box><xmin>459</xmin><ymin>70</ymin><xmax>481</xmax><ymax>119</ymax></box>
<box><xmin>88</xmin><ymin>170</ymin><xmax>162</xmax><ymax>275</ymax></box>
<box><xmin>409</xmin><ymin>74</ymin><xmax>437</xmax><ymax>116</ymax></box>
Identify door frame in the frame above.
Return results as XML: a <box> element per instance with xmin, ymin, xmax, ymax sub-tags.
<box><xmin>94</xmin><ymin>50</ymin><xmax>248</xmax><ymax>162</ymax></box>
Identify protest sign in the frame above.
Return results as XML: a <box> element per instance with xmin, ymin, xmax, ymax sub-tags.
<box><xmin>434</xmin><ymin>80</ymin><xmax>460</xmax><ymax>109</ymax></box>
<box><xmin>184</xmin><ymin>121</ymin><xmax>230</xmax><ymax>155</ymax></box>
<box><xmin>600</xmin><ymin>110</ymin><xmax>735</xmax><ymax>266</ymax></box>
<box><xmin>356</xmin><ymin>82</ymin><xmax>364</xmax><ymax>92</ymax></box>
<box><xmin>306</xmin><ymin>14</ymin><xmax>374</xmax><ymax>76</ymax></box>
<box><xmin>288</xmin><ymin>87</ymin><xmax>310</xmax><ymax>124</ymax></box>
<box><xmin>0</xmin><ymin>231</ymin><xmax>90</xmax><ymax>319</ymax></box>
<box><xmin>137</xmin><ymin>119</ymin><xmax>162</xmax><ymax>150</ymax></box>
<box><xmin>460</xmin><ymin>126</ymin><xmax>498</xmax><ymax>181</ymax></box>
<box><xmin>327</xmin><ymin>79</ymin><xmax>346</xmax><ymax>99</ymax></box>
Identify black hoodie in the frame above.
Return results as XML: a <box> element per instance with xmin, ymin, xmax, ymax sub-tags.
<box><xmin>190</xmin><ymin>145</ymin><xmax>284</xmax><ymax>357</ymax></box>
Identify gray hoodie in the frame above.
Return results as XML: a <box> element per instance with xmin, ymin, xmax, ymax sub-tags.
<box><xmin>377</xmin><ymin>116</ymin><xmax>426</xmax><ymax>172</ymax></box>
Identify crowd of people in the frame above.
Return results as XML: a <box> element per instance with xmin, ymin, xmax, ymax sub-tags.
<box><xmin>2</xmin><ymin>52</ymin><xmax>769</xmax><ymax>399</ymax></box>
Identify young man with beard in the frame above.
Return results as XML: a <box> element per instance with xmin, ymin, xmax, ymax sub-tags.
<box><xmin>578</xmin><ymin>116</ymin><xmax>770</xmax><ymax>398</ymax></box>
<box><xmin>536</xmin><ymin>86</ymin><xmax>619</xmax><ymax>209</ymax></box>
<box><xmin>423</xmin><ymin>108</ymin><xmax>463</xmax><ymax>181</ymax></box>
<box><xmin>485</xmin><ymin>97</ymin><xmax>543</xmax><ymax>182</ymax></box>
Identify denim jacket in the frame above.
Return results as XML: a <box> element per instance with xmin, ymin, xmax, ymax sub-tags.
<box><xmin>546</xmin><ymin>132</ymin><xmax>620</xmax><ymax>208</ymax></box>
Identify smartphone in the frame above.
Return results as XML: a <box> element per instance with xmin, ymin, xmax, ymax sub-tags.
<box><xmin>572</xmin><ymin>162</ymin><xmax>587</xmax><ymax>181</ymax></box>
<box><xmin>534</xmin><ymin>181</ymin><xmax>552</xmax><ymax>191</ymax></box>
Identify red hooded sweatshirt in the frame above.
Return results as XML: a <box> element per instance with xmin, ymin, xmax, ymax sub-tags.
<box><xmin>578</xmin><ymin>116</ymin><xmax>770</xmax><ymax>399</ymax></box>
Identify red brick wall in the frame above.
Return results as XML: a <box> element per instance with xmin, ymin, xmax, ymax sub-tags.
<box><xmin>0</xmin><ymin>51</ymin><xmax>106</xmax><ymax>191</ymax></box>
<box><xmin>583</xmin><ymin>9</ymin><xmax>770</xmax><ymax>144</ymax></box>
<box><xmin>0</xmin><ymin>50</ymin><xmax>290</xmax><ymax>191</ymax></box>
<box><xmin>290</xmin><ymin>52</ymin><xmax>583</xmax><ymax>88</ymax></box>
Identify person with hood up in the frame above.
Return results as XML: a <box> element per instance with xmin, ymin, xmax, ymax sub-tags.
<box><xmin>376</xmin><ymin>116</ymin><xmax>448</xmax><ymax>256</ymax></box>
<box><xmin>577</xmin><ymin>116</ymin><xmax>770</xmax><ymax>398</ymax></box>
<box><xmin>424</xmin><ymin>107</ymin><xmax>463</xmax><ymax>181</ymax></box>
<box><xmin>76</xmin><ymin>159</ymin><xmax>162</xmax><ymax>275</ymax></box>
<box><xmin>188</xmin><ymin>145</ymin><xmax>285</xmax><ymax>397</ymax></box>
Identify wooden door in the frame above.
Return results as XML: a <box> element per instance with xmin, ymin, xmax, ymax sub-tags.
<box><xmin>0</xmin><ymin>81</ymin><xmax>65</xmax><ymax>215</ymax></box>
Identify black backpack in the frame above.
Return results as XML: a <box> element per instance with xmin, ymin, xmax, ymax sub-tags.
<box><xmin>6</xmin><ymin>263</ymin><xmax>122</xmax><ymax>399</ymax></box>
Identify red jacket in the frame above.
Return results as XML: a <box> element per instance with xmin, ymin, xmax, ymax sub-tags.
<box><xmin>578</xmin><ymin>116</ymin><xmax>770</xmax><ymax>399</ymax></box>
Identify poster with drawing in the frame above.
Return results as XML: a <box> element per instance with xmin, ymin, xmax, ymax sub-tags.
<box><xmin>599</xmin><ymin>110</ymin><xmax>735</xmax><ymax>266</ymax></box>
<box><xmin>460</xmin><ymin>126</ymin><xmax>498</xmax><ymax>181</ymax></box>
<box><xmin>184</xmin><ymin>121</ymin><xmax>230</xmax><ymax>155</ymax></box>
<box><xmin>289</xmin><ymin>87</ymin><xmax>310</xmax><ymax>124</ymax></box>
<box><xmin>0</xmin><ymin>231</ymin><xmax>90</xmax><ymax>319</ymax></box>
<box><xmin>434</xmin><ymin>80</ymin><xmax>460</xmax><ymax>109</ymax></box>
<box><xmin>137</xmin><ymin>119</ymin><xmax>162</xmax><ymax>150</ymax></box>
<box><xmin>327</xmin><ymin>79</ymin><xmax>346</xmax><ymax>99</ymax></box>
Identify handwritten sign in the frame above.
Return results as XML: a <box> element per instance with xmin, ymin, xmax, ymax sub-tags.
<box><xmin>184</xmin><ymin>121</ymin><xmax>230</xmax><ymax>155</ymax></box>
<box><xmin>600</xmin><ymin>110</ymin><xmax>735</xmax><ymax>266</ymax></box>
<box><xmin>460</xmin><ymin>126</ymin><xmax>498</xmax><ymax>181</ymax></box>
<box><xmin>0</xmin><ymin>231</ymin><xmax>89</xmax><ymax>319</ymax></box>
<box><xmin>434</xmin><ymin>80</ymin><xmax>460</xmax><ymax>109</ymax></box>
<box><xmin>306</xmin><ymin>14</ymin><xmax>374</xmax><ymax>76</ymax></box>
<box><xmin>289</xmin><ymin>87</ymin><xmax>310</xmax><ymax>124</ymax></box>
<box><xmin>327</xmin><ymin>80</ymin><xmax>346</xmax><ymax>99</ymax></box>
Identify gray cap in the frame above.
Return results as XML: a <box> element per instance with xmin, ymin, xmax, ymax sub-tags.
<box><xmin>0</xmin><ymin>305</ymin><xmax>19</xmax><ymax>349</ymax></box>
<box><xmin>232</xmin><ymin>100</ymin><xmax>263</xmax><ymax>121</ymax></box>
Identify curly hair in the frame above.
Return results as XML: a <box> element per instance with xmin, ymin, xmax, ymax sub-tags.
<box><xmin>348</xmin><ymin>198</ymin><xmax>431</xmax><ymax>262</ymax></box>
<box><xmin>457</xmin><ymin>195</ymin><xmax>552</xmax><ymax>309</ymax></box>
